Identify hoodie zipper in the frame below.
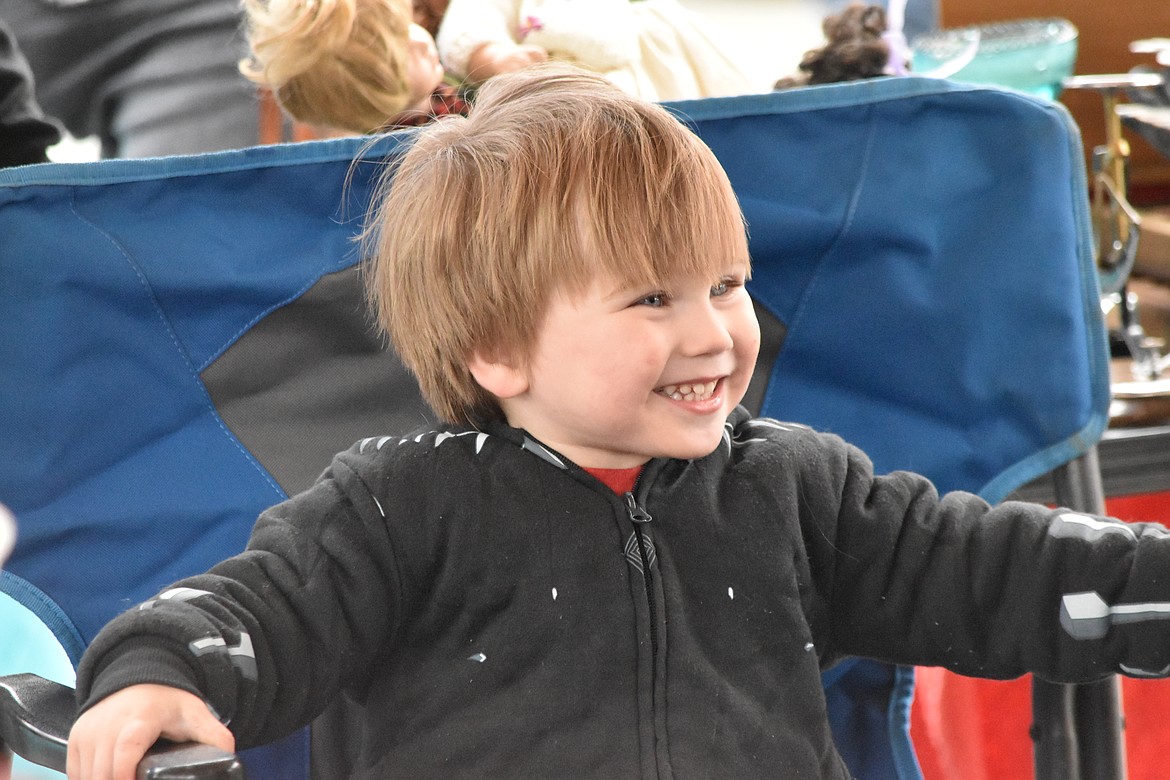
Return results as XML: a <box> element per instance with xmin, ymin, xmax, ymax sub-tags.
<box><xmin>624</xmin><ymin>487</ymin><xmax>673</xmax><ymax>779</ymax></box>
<box><xmin>624</xmin><ymin>491</ymin><xmax>658</xmax><ymax>662</ymax></box>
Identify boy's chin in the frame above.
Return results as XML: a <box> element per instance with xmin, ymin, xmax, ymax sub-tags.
<box><xmin>659</xmin><ymin>430</ymin><xmax>730</xmax><ymax>462</ymax></box>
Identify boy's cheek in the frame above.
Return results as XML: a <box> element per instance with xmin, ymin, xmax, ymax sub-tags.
<box><xmin>738</xmin><ymin>321</ymin><xmax>762</xmax><ymax>370</ymax></box>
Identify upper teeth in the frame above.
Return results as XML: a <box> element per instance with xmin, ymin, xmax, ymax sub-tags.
<box><xmin>660</xmin><ymin>381</ymin><xmax>717</xmax><ymax>401</ymax></box>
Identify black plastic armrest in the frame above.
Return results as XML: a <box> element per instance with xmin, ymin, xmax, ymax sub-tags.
<box><xmin>0</xmin><ymin>673</ymin><xmax>245</xmax><ymax>779</ymax></box>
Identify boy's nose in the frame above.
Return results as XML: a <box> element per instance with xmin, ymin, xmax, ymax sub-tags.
<box><xmin>681</xmin><ymin>302</ymin><xmax>735</xmax><ymax>356</ymax></box>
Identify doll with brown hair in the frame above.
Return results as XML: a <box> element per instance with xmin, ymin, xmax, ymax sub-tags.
<box><xmin>774</xmin><ymin>2</ymin><xmax>901</xmax><ymax>90</ymax></box>
<box><xmin>240</xmin><ymin>0</ymin><xmax>468</xmax><ymax>136</ymax></box>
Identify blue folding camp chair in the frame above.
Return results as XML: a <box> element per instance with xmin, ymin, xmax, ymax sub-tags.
<box><xmin>0</xmin><ymin>75</ymin><xmax>1108</xmax><ymax>779</ymax></box>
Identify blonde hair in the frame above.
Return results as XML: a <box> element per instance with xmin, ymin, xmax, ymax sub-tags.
<box><xmin>241</xmin><ymin>0</ymin><xmax>413</xmax><ymax>134</ymax></box>
<box><xmin>364</xmin><ymin>63</ymin><xmax>749</xmax><ymax>425</ymax></box>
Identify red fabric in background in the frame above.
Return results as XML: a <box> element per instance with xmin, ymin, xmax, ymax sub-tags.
<box><xmin>911</xmin><ymin>491</ymin><xmax>1170</xmax><ymax>780</ymax></box>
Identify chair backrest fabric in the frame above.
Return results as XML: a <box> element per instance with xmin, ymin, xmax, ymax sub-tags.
<box><xmin>0</xmin><ymin>76</ymin><xmax>1105</xmax><ymax>780</ymax></box>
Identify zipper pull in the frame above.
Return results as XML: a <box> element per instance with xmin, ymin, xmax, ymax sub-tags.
<box><xmin>624</xmin><ymin>492</ymin><xmax>652</xmax><ymax>524</ymax></box>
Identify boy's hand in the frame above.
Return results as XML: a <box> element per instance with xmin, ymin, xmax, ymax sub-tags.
<box><xmin>467</xmin><ymin>42</ymin><xmax>548</xmax><ymax>81</ymax></box>
<box><xmin>66</xmin><ymin>684</ymin><xmax>233</xmax><ymax>780</ymax></box>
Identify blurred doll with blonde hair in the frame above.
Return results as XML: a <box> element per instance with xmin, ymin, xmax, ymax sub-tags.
<box><xmin>241</xmin><ymin>0</ymin><xmax>468</xmax><ymax>135</ymax></box>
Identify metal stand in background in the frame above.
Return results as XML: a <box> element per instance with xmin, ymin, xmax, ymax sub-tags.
<box><xmin>1064</xmin><ymin>72</ymin><xmax>1170</xmax><ymax>382</ymax></box>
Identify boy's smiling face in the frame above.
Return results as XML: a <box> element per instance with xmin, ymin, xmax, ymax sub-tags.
<box><xmin>473</xmin><ymin>261</ymin><xmax>760</xmax><ymax>469</ymax></box>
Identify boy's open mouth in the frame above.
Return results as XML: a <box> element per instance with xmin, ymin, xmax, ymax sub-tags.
<box><xmin>656</xmin><ymin>379</ymin><xmax>719</xmax><ymax>402</ymax></box>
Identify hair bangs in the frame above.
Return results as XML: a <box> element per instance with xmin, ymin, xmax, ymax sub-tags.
<box><xmin>580</xmin><ymin>126</ymin><xmax>750</xmax><ymax>291</ymax></box>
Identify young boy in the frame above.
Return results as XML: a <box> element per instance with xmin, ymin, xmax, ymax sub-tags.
<box><xmin>68</xmin><ymin>63</ymin><xmax>1170</xmax><ymax>779</ymax></box>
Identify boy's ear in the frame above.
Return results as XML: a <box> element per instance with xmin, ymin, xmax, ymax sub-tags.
<box><xmin>467</xmin><ymin>349</ymin><xmax>529</xmax><ymax>399</ymax></box>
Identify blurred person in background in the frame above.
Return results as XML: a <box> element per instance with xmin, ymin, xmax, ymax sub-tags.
<box><xmin>4</xmin><ymin>0</ymin><xmax>259</xmax><ymax>158</ymax></box>
<box><xmin>0</xmin><ymin>16</ymin><xmax>61</xmax><ymax>167</ymax></box>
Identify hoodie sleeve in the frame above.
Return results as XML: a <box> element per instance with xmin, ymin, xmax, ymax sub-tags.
<box><xmin>75</xmin><ymin>449</ymin><xmax>402</xmax><ymax>748</ymax></box>
<box><xmin>787</xmin><ymin>425</ymin><xmax>1170</xmax><ymax>683</ymax></box>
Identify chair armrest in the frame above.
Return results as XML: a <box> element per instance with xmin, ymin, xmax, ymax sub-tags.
<box><xmin>0</xmin><ymin>674</ymin><xmax>245</xmax><ymax>779</ymax></box>
<box><xmin>1063</xmin><ymin>72</ymin><xmax>1165</xmax><ymax>93</ymax></box>
<box><xmin>1118</xmin><ymin>103</ymin><xmax>1170</xmax><ymax>134</ymax></box>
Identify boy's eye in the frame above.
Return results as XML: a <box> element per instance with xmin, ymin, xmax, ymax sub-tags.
<box><xmin>711</xmin><ymin>276</ymin><xmax>743</xmax><ymax>297</ymax></box>
<box><xmin>636</xmin><ymin>292</ymin><xmax>667</xmax><ymax>308</ymax></box>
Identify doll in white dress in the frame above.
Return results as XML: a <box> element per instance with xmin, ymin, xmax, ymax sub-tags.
<box><xmin>435</xmin><ymin>0</ymin><xmax>757</xmax><ymax>101</ymax></box>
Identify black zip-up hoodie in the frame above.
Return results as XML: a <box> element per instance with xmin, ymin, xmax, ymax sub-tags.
<box><xmin>78</xmin><ymin>407</ymin><xmax>1170</xmax><ymax>778</ymax></box>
